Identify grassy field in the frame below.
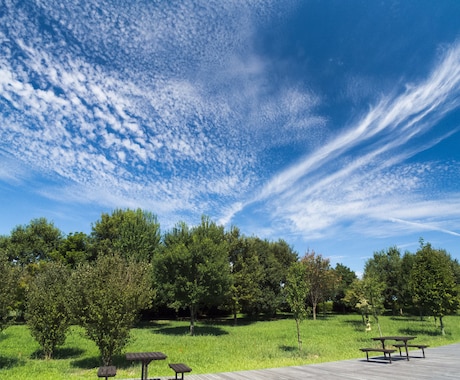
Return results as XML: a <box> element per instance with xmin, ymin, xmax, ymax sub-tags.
<box><xmin>0</xmin><ymin>314</ymin><xmax>459</xmax><ymax>379</ymax></box>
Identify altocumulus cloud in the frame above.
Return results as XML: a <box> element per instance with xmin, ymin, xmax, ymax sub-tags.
<box><xmin>0</xmin><ymin>0</ymin><xmax>320</xmax><ymax>224</ymax></box>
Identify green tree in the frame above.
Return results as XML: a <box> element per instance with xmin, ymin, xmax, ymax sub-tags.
<box><xmin>50</xmin><ymin>232</ymin><xmax>92</xmax><ymax>268</ymax></box>
<box><xmin>344</xmin><ymin>275</ymin><xmax>385</xmax><ymax>334</ymax></box>
<box><xmin>227</xmin><ymin>228</ymin><xmax>263</xmax><ymax>325</ymax></box>
<box><xmin>285</xmin><ymin>261</ymin><xmax>310</xmax><ymax>351</ymax></box>
<box><xmin>4</xmin><ymin>218</ymin><xmax>62</xmax><ymax>266</ymax></box>
<box><xmin>0</xmin><ymin>249</ymin><xmax>19</xmax><ymax>331</ymax></box>
<box><xmin>154</xmin><ymin>217</ymin><xmax>231</xmax><ymax>335</ymax></box>
<box><xmin>91</xmin><ymin>208</ymin><xmax>161</xmax><ymax>262</ymax></box>
<box><xmin>332</xmin><ymin>263</ymin><xmax>357</xmax><ymax>313</ymax></box>
<box><xmin>364</xmin><ymin>246</ymin><xmax>402</xmax><ymax>314</ymax></box>
<box><xmin>240</xmin><ymin>238</ymin><xmax>297</xmax><ymax>316</ymax></box>
<box><xmin>409</xmin><ymin>240</ymin><xmax>459</xmax><ymax>335</ymax></box>
<box><xmin>301</xmin><ymin>251</ymin><xmax>339</xmax><ymax>320</ymax></box>
<box><xmin>25</xmin><ymin>262</ymin><xmax>72</xmax><ymax>359</ymax></box>
<box><xmin>72</xmin><ymin>254</ymin><xmax>153</xmax><ymax>365</ymax></box>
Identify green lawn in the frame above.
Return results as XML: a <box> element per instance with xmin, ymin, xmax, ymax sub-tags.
<box><xmin>0</xmin><ymin>314</ymin><xmax>459</xmax><ymax>379</ymax></box>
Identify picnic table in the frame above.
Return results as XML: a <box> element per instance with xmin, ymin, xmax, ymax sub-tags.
<box><xmin>126</xmin><ymin>351</ymin><xmax>167</xmax><ymax>380</ymax></box>
<box><xmin>372</xmin><ymin>336</ymin><xmax>416</xmax><ymax>361</ymax></box>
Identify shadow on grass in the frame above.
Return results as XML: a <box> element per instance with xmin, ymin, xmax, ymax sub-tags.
<box><xmin>0</xmin><ymin>355</ymin><xmax>23</xmax><ymax>369</ymax></box>
<box><xmin>397</xmin><ymin>327</ymin><xmax>443</xmax><ymax>337</ymax></box>
<box><xmin>71</xmin><ymin>353</ymin><xmax>133</xmax><ymax>370</ymax></box>
<box><xmin>344</xmin><ymin>319</ymin><xmax>366</xmax><ymax>332</ymax></box>
<box><xmin>279</xmin><ymin>345</ymin><xmax>297</xmax><ymax>353</ymax></box>
<box><xmin>154</xmin><ymin>325</ymin><xmax>228</xmax><ymax>336</ymax></box>
<box><xmin>30</xmin><ymin>347</ymin><xmax>85</xmax><ymax>360</ymax></box>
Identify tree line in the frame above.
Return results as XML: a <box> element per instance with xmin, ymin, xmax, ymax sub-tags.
<box><xmin>0</xmin><ymin>208</ymin><xmax>459</xmax><ymax>363</ymax></box>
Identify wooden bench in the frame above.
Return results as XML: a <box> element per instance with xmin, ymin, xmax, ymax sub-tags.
<box><xmin>97</xmin><ymin>366</ymin><xmax>117</xmax><ymax>380</ymax></box>
<box><xmin>360</xmin><ymin>348</ymin><xmax>396</xmax><ymax>363</ymax></box>
<box><xmin>393</xmin><ymin>343</ymin><xmax>429</xmax><ymax>358</ymax></box>
<box><xmin>169</xmin><ymin>363</ymin><xmax>192</xmax><ymax>380</ymax></box>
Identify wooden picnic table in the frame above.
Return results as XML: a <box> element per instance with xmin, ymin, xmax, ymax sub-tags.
<box><xmin>372</xmin><ymin>336</ymin><xmax>416</xmax><ymax>361</ymax></box>
<box><xmin>126</xmin><ymin>351</ymin><xmax>167</xmax><ymax>380</ymax></box>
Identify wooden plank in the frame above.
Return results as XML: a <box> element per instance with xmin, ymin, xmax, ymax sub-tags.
<box><xmin>120</xmin><ymin>343</ymin><xmax>460</xmax><ymax>380</ymax></box>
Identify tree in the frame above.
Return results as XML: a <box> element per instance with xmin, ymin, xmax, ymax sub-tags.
<box><xmin>227</xmin><ymin>228</ymin><xmax>264</xmax><ymax>325</ymax></box>
<box><xmin>344</xmin><ymin>275</ymin><xmax>385</xmax><ymax>334</ymax></box>
<box><xmin>91</xmin><ymin>208</ymin><xmax>161</xmax><ymax>262</ymax></box>
<box><xmin>409</xmin><ymin>240</ymin><xmax>459</xmax><ymax>335</ymax></box>
<box><xmin>25</xmin><ymin>262</ymin><xmax>72</xmax><ymax>359</ymax></box>
<box><xmin>238</xmin><ymin>238</ymin><xmax>297</xmax><ymax>316</ymax></box>
<box><xmin>154</xmin><ymin>217</ymin><xmax>231</xmax><ymax>335</ymax></box>
<box><xmin>364</xmin><ymin>246</ymin><xmax>403</xmax><ymax>314</ymax></box>
<box><xmin>0</xmin><ymin>249</ymin><xmax>19</xmax><ymax>331</ymax></box>
<box><xmin>332</xmin><ymin>263</ymin><xmax>357</xmax><ymax>313</ymax></box>
<box><xmin>285</xmin><ymin>261</ymin><xmax>310</xmax><ymax>351</ymax></box>
<box><xmin>50</xmin><ymin>232</ymin><xmax>92</xmax><ymax>268</ymax></box>
<box><xmin>301</xmin><ymin>251</ymin><xmax>339</xmax><ymax>320</ymax></box>
<box><xmin>72</xmin><ymin>253</ymin><xmax>153</xmax><ymax>365</ymax></box>
<box><xmin>4</xmin><ymin>218</ymin><xmax>62</xmax><ymax>266</ymax></box>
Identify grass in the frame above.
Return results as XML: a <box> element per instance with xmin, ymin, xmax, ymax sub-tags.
<box><xmin>0</xmin><ymin>314</ymin><xmax>459</xmax><ymax>379</ymax></box>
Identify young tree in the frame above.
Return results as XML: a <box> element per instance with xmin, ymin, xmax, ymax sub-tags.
<box><xmin>25</xmin><ymin>262</ymin><xmax>72</xmax><ymax>359</ymax></box>
<box><xmin>154</xmin><ymin>217</ymin><xmax>231</xmax><ymax>335</ymax></box>
<box><xmin>409</xmin><ymin>241</ymin><xmax>459</xmax><ymax>335</ymax></box>
<box><xmin>72</xmin><ymin>254</ymin><xmax>153</xmax><ymax>365</ymax></box>
<box><xmin>0</xmin><ymin>250</ymin><xmax>19</xmax><ymax>331</ymax></box>
<box><xmin>344</xmin><ymin>276</ymin><xmax>385</xmax><ymax>333</ymax></box>
<box><xmin>301</xmin><ymin>251</ymin><xmax>339</xmax><ymax>320</ymax></box>
<box><xmin>285</xmin><ymin>261</ymin><xmax>310</xmax><ymax>351</ymax></box>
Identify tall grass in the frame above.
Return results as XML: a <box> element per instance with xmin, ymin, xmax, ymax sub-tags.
<box><xmin>0</xmin><ymin>314</ymin><xmax>459</xmax><ymax>379</ymax></box>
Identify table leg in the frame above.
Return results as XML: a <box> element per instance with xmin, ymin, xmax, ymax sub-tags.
<box><xmin>141</xmin><ymin>362</ymin><xmax>148</xmax><ymax>380</ymax></box>
<box><xmin>380</xmin><ymin>340</ymin><xmax>387</xmax><ymax>359</ymax></box>
<box><xmin>404</xmin><ymin>342</ymin><xmax>410</xmax><ymax>361</ymax></box>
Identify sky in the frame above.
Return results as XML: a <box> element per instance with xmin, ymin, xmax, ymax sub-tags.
<box><xmin>1</xmin><ymin>0</ymin><xmax>460</xmax><ymax>274</ymax></box>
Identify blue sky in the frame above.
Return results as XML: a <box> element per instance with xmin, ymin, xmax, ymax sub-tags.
<box><xmin>1</xmin><ymin>0</ymin><xmax>460</xmax><ymax>273</ymax></box>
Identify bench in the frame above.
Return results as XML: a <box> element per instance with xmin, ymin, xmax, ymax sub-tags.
<box><xmin>169</xmin><ymin>363</ymin><xmax>192</xmax><ymax>380</ymax></box>
<box><xmin>393</xmin><ymin>343</ymin><xmax>429</xmax><ymax>358</ymax></box>
<box><xmin>97</xmin><ymin>366</ymin><xmax>117</xmax><ymax>380</ymax></box>
<box><xmin>360</xmin><ymin>348</ymin><xmax>396</xmax><ymax>363</ymax></box>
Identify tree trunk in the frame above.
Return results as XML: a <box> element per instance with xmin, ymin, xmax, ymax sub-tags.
<box><xmin>440</xmin><ymin>316</ymin><xmax>445</xmax><ymax>335</ymax></box>
<box><xmin>312</xmin><ymin>302</ymin><xmax>317</xmax><ymax>320</ymax></box>
<box><xmin>189</xmin><ymin>305</ymin><xmax>196</xmax><ymax>336</ymax></box>
<box><xmin>295</xmin><ymin>318</ymin><xmax>302</xmax><ymax>351</ymax></box>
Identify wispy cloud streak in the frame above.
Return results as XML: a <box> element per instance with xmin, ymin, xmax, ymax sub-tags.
<box><xmin>246</xmin><ymin>42</ymin><xmax>460</xmax><ymax>239</ymax></box>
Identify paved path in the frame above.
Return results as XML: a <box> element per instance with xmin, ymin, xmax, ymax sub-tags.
<box><xmin>146</xmin><ymin>343</ymin><xmax>459</xmax><ymax>380</ymax></box>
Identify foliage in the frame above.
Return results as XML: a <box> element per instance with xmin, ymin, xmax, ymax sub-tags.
<box><xmin>25</xmin><ymin>262</ymin><xmax>72</xmax><ymax>359</ymax></box>
<box><xmin>71</xmin><ymin>253</ymin><xmax>153</xmax><ymax>365</ymax></box>
<box><xmin>343</xmin><ymin>275</ymin><xmax>386</xmax><ymax>334</ymax></box>
<box><xmin>226</xmin><ymin>230</ymin><xmax>298</xmax><ymax>320</ymax></box>
<box><xmin>3</xmin><ymin>218</ymin><xmax>62</xmax><ymax>266</ymax></box>
<box><xmin>0</xmin><ymin>250</ymin><xmax>19</xmax><ymax>331</ymax></box>
<box><xmin>285</xmin><ymin>261</ymin><xmax>310</xmax><ymax>350</ymax></box>
<box><xmin>50</xmin><ymin>232</ymin><xmax>92</xmax><ymax>268</ymax></box>
<box><xmin>364</xmin><ymin>246</ymin><xmax>403</xmax><ymax>313</ymax></box>
<box><xmin>91</xmin><ymin>208</ymin><xmax>161</xmax><ymax>262</ymax></box>
<box><xmin>154</xmin><ymin>217</ymin><xmax>231</xmax><ymax>335</ymax></box>
<box><xmin>301</xmin><ymin>251</ymin><xmax>339</xmax><ymax>320</ymax></box>
<box><xmin>409</xmin><ymin>240</ymin><xmax>459</xmax><ymax>335</ymax></box>
<box><xmin>332</xmin><ymin>263</ymin><xmax>357</xmax><ymax>313</ymax></box>
<box><xmin>227</xmin><ymin>227</ymin><xmax>263</xmax><ymax>324</ymax></box>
